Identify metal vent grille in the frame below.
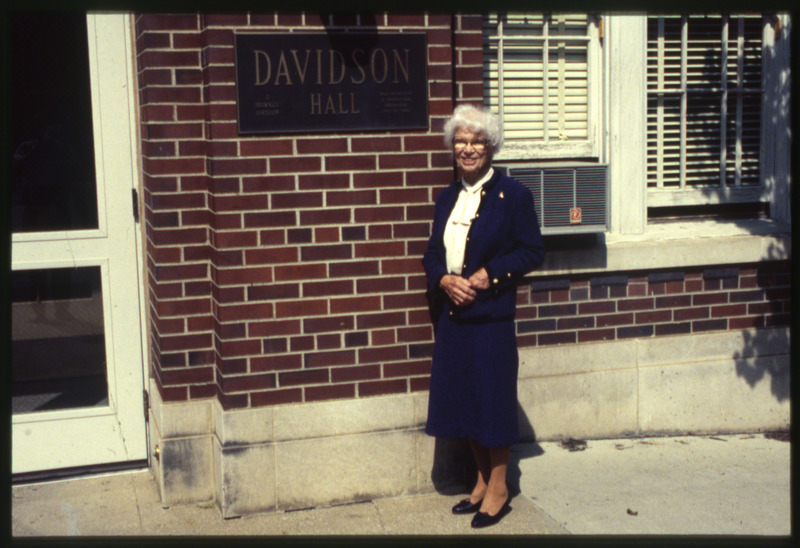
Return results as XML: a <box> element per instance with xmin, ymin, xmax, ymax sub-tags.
<box><xmin>499</xmin><ymin>164</ymin><xmax>608</xmax><ymax>234</ymax></box>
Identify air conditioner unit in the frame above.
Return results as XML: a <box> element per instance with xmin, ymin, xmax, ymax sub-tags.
<box><xmin>497</xmin><ymin>163</ymin><xmax>609</xmax><ymax>235</ymax></box>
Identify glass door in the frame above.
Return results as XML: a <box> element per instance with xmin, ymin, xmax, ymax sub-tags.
<box><xmin>11</xmin><ymin>13</ymin><xmax>147</xmax><ymax>475</ymax></box>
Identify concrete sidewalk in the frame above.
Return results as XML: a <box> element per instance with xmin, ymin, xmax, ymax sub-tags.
<box><xmin>11</xmin><ymin>433</ymin><xmax>791</xmax><ymax>537</ymax></box>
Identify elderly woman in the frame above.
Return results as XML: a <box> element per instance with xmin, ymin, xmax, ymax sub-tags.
<box><xmin>423</xmin><ymin>104</ymin><xmax>545</xmax><ymax>529</ymax></box>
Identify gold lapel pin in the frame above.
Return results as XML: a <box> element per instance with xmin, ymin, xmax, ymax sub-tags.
<box><xmin>499</xmin><ymin>191</ymin><xmax>504</xmax><ymax>199</ymax></box>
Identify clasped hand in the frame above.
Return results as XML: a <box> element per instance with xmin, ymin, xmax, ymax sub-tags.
<box><xmin>440</xmin><ymin>267</ymin><xmax>490</xmax><ymax>306</ymax></box>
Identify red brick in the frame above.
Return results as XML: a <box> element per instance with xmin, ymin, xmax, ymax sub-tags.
<box><xmin>290</xmin><ymin>336</ymin><xmax>315</xmax><ymax>352</ymax></box>
<box><xmin>317</xmin><ymin>334</ymin><xmax>341</xmax><ymax>350</ymax></box>
<box><xmin>386</xmin><ymin>13</ymin><xmax>425</xmax><ymax>26</ymax></box>
<box><xmin>243</xmin><ymin>175</ymin><xmax>295</xmax><ymax>193</ymax></box>
<box><xmin>405</xmin><ymin>204</ymin><xmax>436</xmax><ymax>221</ymax></box>
<box><xmin>299</xmin><ymin>173</ymin><xmax>350</xmax><ymax>190</ymax></box>
<box><xmin>144</xmin><ymin>157</ymin><xmax>206</xmax><ymax>175</ymax></box>
<box><xmin>368</xmin><ymin>225</ymin><xmax>393</xmax><ymax>239</ymax></box>
<box><xmin>330</xmin><ymin>296</ymin><xmax>381</xmax><ymax>314</ymax></box>
<box><xmin>618</xmin><ymin>298</ymin><xmax>654</xmax><ymax>311</ymax></box>
<box><xmin>244</xmin><ymin>211</ymin><xmax>297</xmax><ymax>228</ymax></box>
<box><xmin>250</xmin><ymin>353</ymin><xmax>303</xmax><ymax>372</ymax></box>
<box><xmin>270</xmin><ymin>156</ymin><xmax>322</xmax><ymax>173</ymax></box>
<box><xmin>406</xmin><ymin>170</ymin><xmax>452</xmax><ymax>190</ymax></box>
<box><xmin>329</xmin><ymin>260</ymin><xmax>380</xmax><ymax>278</ymax></box>
<box><xmin>728</xmin><ymin>316</ymin><xmax>766</xmax><ymax>329</ymax></box>
<box><xmin>251</xmin><ymin>388</ymin><xmax>303</xmax><ymax>407</ymax></box>
<box><xmin>297</xmin><ymin>138</ymin><xmax>349</xmax><ymax>154</ymax></box>
<box><xmin>141</xmin><ymin>87</ymin><xmax>202</xmax><ymax>105</ymax></box>
<box><xmin>380</xmin><ymin>153</ymin><xmax>428</xmax><ymax>169</ymax></box>
<box><xmin>384</xmin><ymin>360</ymin><xmax>430</xmax><ymax>378</ymax></box>
<box><xmin>138</xmin><ymin>14</ymin><xmax>199</xmax><ymax>31</ymax></box>
<box><xmin>596</xmin><ymin>313</ymin><xmax>634</xmax><ymax>327</ymax></box>
<box><xmin>299</xmin><ymin>208</ymin><xmax>352</xmax><ymax>225</ymax></box>
<box><xmin>429</xmin><ymin>46</ymin><xmax>453</xmax><ymax>64</ymax></box>
<box><xmin>240</xmin><ymin>139</ymin><xmax>294</xmax><ymax>157</ymax></box>
<box><xmin>693</xmin><ymin>293</ymin><xmax>729</xmax><ymax>305</ymax></box>
<box><xmin>357</xmin><ymin>276</ymin><xmax>405</xmax><ymax>294</ymax></box>
<box><xmin>217</xmin><ymin>302</ymin><xmax>274</xmax><ymax>322</ymax></box>
<box><xmin>410</xmin><ymin>377</ymin><xmax>431</xmax><ymax>392</ymax></box>
<box><xmin>140</xmin><ymin>50</ymin><xmax>200</xmax><ymax>68</ymax></box>
<box><xmin>214</xmin><ymin>195</ymin><xmax>270</xmax><ymax>212</ymax></box>
<box><xmin>351</xmin><ymin>137</ymin><xmax>402</xmax><ymax>153</ymax></box>
<box><xmin>279</xmin><ymin>369</ymin><xmax>329</xmax><ymax>387</ymax></box>
<box><xmin>274</xmin><ymin>263</ymin><xmax>328</xmax><ymax>282</ymax></box>
<box><xmin>354</xmin><ymin>241</ymin><xmax>405</xmax><ymax>258</ymax></box>
<box><xmin>304</xmin><ymin>350</ymin><xmax>356</xmax><ymax>368</ymax></box>
<box><xmin>300</xmin><ymin>244</ymin><xmax>352</xmax><ymax>261</ymax></box>
<box><xmin>214</xmin><ymin>231</ymin><xmax>257</xmax><ymax>249</ymax></box>
<box><xmin>215</xmin><ymin>267</ymin><xmax>272</xmax><ymax>286</ymax></box>
<box><xmin>674</xmin><ymin>307</ymin><xmax>710</xmax><ymax>321</ymax></box>
<box><xmin>384</xmin><ymin>292</ymin><xmax>427</xmax><ymax>310</ymax></box>
<box><xmin>331</xmin><ymin>365</ymin><xmax>380</xmax><ymax>383</ymax></box>
<box><xmin>275</xmin><ymin>299</ymin><xmax>328</xmax><ymax>318</ymax></box>
<box><xmin>326</xmin><ymin>155</ymin><xmax>377</xmax><ymax>172</ymax></box>
<box><xmin>155</xmin><ymin>263</ymin><xmax>208</xmax><ymax>282</ymax></box>
<box><xmin>354</xmin><ymin>206</ymin><xmax>404</xmax><ymax>223</ymax></box>
<box><xmin>427</xmin><ymin>15</ymin><xmax>453</xmax><ymax>28</ymax></box>
<box><xmin>357</xmin><ymin>311</ymin><xmax>405</xmax><ymax>330</ymax></box>
<box><xmin>353</xmin><ymin>171</ymin><xmax>404</xmax><ymax>188</ymax></box>
<box><xmin>326</xmin><ymin>190</ymin><xmax>377</xmax><ymax>207</ymax></box>
<box><xmin>156</xmin><ymin>298</ymin><xmax>210</xmax><ymax>317</ymax></box>
<box><xmin>303</xmin><ymin>279</ymin><xmax>354</xmax><ymax>297</ymax></box>
<box><xmin>380</xmin><ymin>188</ymin><xmax>430</xmax><ymax>204</ymax></box>
<box><xmin>248</xmin><ymin>319</ymin><xmax>302</xmax><ymax>338</ymax></box>
<box><xmin>303</xmin><ymin>315</ymin><xmax>355</xmax><ymax>334</ymax></box>
<box><xmin>217</xmin><ymin>339</ymin><xmax>261</xmax><ymax>357</ymax></box>
<box><xmin>161</xmin><ymin>366</ymin><xmax>214</xmax><ymax>386</ymax></box>
<box><xmin>305</xmin><ymin>384</ymin><xmax>356</xmax><ymax>402</ymax></box>
<box><xmin>208</xmin><ymin>158</ymin><xmax>266</xmax><ymax>176</ymax></box>
<box><xmin>358</xmin><ymin>379</ymin><xmax>407</xmax><ymax>397</ymax></box>
<box><xmin>381</xmin><ymin>258</ymin><xmax>423</xmax><ymax>275</ymax></box>
<box><xmin>358</xmin><ymin>345</ymin><xmax>407</xmax><ymax>364</ymax></box>
<box><xmin>577</xmin><ymin>329</ymin><xmax>615</xmax><ymax>343</ymax></box>
<box><xmin>711</xmin><ymin>304</ymin><xmax>748</xmax><ymax>318</ymax></box>
<box><xmin>140</xmin><ymin>104</ymin><xmax>174</xmax><ymax>122</ymax></box>
<box><xmin>220</xmin><ymin>372</ymin><xmax>276</xmax><ymax>393</ymax></box>
<box><xmin>314</xmin><ymin>227</ymin><xmax>340</xmax><ymax>243</ymax></box>
<box><xmin>245</xmin><ymin>247</ymin><xmax>299</xmax><ymax>265</ymax></box>
<box><xmin>635</xmin><ymin>310</ymin><xmax>672</xmax><ymax>324</ymax></box>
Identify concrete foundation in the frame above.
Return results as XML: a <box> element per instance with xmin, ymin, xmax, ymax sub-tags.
<box><xmin>148</xmin><ymin>327</ymin><xmax>790</xmax><ymax>517</ymax></box>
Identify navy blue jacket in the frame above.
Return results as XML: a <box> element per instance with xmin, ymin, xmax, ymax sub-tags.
<box><xmin>423</xmin><ymin>170</ymin><xmax>545</xmax><ymax>323</ymax></box>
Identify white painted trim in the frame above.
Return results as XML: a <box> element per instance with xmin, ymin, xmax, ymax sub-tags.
<box><xmin>605</xmin><ymin>15</ymin><xmax>647</xmax><ymax>235</ymax></box>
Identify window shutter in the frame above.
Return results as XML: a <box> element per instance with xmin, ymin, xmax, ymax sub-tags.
<box><xmin>647</xmin><ymin>15</ymin><xmax>764</xmax><ymax>201</ymax></box>
<box><xmin>484</xmin><ymin>14</ymin><xmax>591</xmax><ymax>150</ymax></box>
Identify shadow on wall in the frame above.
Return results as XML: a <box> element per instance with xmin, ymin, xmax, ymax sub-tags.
<box><xmin>430</xmin><ymin>403</ymin><xmax>543</xmax><ymax>496</ymax></box>
<box><xmin>734</xmin><ymin>328</ymin><xmax>791</xmax><ymax>403</ymax></box>
<box><xmin>733</xmin><ymin>238</ymin><xmax>791</xmax><ymax>403</ymax></box>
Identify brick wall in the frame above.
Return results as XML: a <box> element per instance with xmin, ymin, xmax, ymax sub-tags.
<box><xmin>515</xmin><ymin>262</ymin><xmax>791</xmax><ymax>346</ymax></box>
<box><xmin>134</xmin><ymin>13</ymin><xmax>485</xmax><ymax>409</ymax></box>
<box><xmin>134</xmin><ymin>12</ymin><xmax>791</xmax><ymax>413</ymax></box>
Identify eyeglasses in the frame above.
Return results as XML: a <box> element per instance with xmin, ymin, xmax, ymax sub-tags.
<box><xmin>453</xmin><ymin>139</ymin><xmax>488</xmax><ymax>152</ymax></box>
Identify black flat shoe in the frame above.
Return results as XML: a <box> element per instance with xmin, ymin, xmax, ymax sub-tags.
<box><xmin>470</xmin><ymin>499</ymin><xmax>511</xmax><ymax>528</ymax></box>
<box><xmin>452</xmin><ymin>498</ymin><xmax>483</xmax><ymax>514</ymax></box>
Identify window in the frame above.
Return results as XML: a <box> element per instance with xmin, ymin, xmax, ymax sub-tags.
<box><xmin>483</xmin><ymin>13</ymin><xmax>602</xmax><ymax>160</ymax></box>
<box><xmin>646</xmin><ymin>15</ymin><xmax>766</xmax><ymax>210</ymax></box>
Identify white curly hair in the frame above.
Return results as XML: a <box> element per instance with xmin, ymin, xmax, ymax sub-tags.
<box><xmin>443</xmin><ymin>104</ymin><xmax>504</xmax><ymax>154</ymax></box>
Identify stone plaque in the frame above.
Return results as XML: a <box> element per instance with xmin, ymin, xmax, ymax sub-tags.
<box><xmin>235</xmin><ymin>32</ymin><xmax>428</xmax><ymax>133</ymax></box>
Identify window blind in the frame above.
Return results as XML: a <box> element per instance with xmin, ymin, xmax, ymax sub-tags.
<box><xmin>646</xmin><ymin>15</ymin><xmax>764</xmax><ymax>199</ymax></box>
<box><xmin>484</xmin><ymin>14</ymin><xmax>591</xmax><ymax>148</ymax></box>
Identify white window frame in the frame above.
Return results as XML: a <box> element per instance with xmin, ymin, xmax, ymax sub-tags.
<box><xmin>483</xmin><ymin>13</ymin><xmax>603</xmax><ymax>161</ymax></box>
<box><xmin>537</xmin><ymin>14</ymin><xmax>790</xmax><ymax>277</ymax></box>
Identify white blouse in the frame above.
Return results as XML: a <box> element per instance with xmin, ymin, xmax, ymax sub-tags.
<box><xmin>443</xmin><ymin>168</ymin><xmax>494</xmax><ymax>275</ymax></box>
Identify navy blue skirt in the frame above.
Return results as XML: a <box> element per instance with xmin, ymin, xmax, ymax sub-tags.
<box><xmin>425</xmin><ymin>311</ymin><xmax>520</xmax><ymax>448</ymax></box>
